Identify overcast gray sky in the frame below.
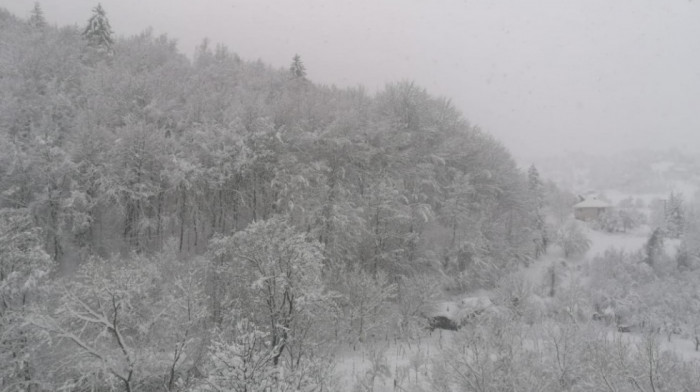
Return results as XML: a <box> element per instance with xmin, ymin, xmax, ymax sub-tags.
<box><xmin>5</xmin><ymin>0</ymin><xmax>700</xmax><ymax>161</ymax></box>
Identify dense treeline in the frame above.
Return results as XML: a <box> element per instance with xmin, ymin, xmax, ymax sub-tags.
<box><xmin>0</xmin><ymin>7</ymin><xmax>537</xmax><ymax>277</ymax></box>
<box><xmin>0</xmin><ymin>5</ymin><xmax>544</xmax><ymax>391</ymax></box>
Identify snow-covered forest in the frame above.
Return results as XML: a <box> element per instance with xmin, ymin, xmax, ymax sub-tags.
<box><xmin>2</xmin><ymin>4</ymin><xmax>700</xmax><ymax>392</ymax></box>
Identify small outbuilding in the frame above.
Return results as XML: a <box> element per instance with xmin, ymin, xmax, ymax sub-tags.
<box><xmin>573</xmin><ymin>197</ymin><xmax>611</xmax><ymax>221</ymax></box>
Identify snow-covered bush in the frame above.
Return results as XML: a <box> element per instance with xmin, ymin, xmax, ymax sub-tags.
<box><xmin>596</xmin><ymin>207</ymin><xmax>646</xmax><ymax>233</ymax></box>
<box><xmin>556</xmin><ymin>220</ymin><xmax>591</xmax><ymax>258</ymax></box>
<box><xmin>493</xmin><ymin>272</ymin><xmax>533</xmax><ymax>316</ymax></box>
<box><xmin>0</xmin><ymin>208</ymin><xmax>54</xmax><ymax>390</ymax></box>
<box><xmin>27</xmin><ymin>247</ymin><xmax>209</xmax><ymax>391</ymax></box>
<box><xmin>193</xmin><ymin>320</ymin><xmax>336</xmax><ymax>392</ymax></box>
<box><xmin>429</xmin><ymin>316</ymin><xmax>700</xmax><ymax>392</ymax></box>
<box><xmin>332</xmin><ymin>264</ymin><xmax>396</xmax><ymax>342</ymax></box>
<box><xmin>208</xmin><ymin>216</ymin><xmax>333</xmax><ymax>361</ymax></box>
<box><xmin>396</xmin><ymin>274</ymin><xmax>442</xmax><ymax>338</ymax></box>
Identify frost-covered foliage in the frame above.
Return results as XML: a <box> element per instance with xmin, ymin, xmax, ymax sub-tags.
<box><xmin>82</xmin><ymin>3</ymin><xmax>113</xmax><ymax>55</ymax></box>
<box><xmin>665</xmin><ymin>191</ymin><xmax>685</xmax><ymax>238</ymax></box>
<box><xmin>528</xmin><ymin>165</ymin><xmax>549</xmax><ymax>258</ymax></box>
<box><xmin>596</xmin><ymin>203</ymin><xmax>646</xmax><ymax>233</ymax></box>
<box><xmin>0</xmin><ymin>209</ymin><xmax>53</xmax><ymax>310</ymax></box>
<box><xmin>28</xmin><ymin>247</ymin><xmax>208</xmax><ymax>391</ymax></box>
<box><xmin>352</xmin><ymin>347</ymin><xmax>392</xmax><ymax>392</ymax></box>
<box><xmin>396</xmin><ymin>274</ymin><xmax>442</xmax><ymax>337</ymax></box>
<box><xmin>587</xmin><ymin>246</ymin><xmax>700</xmax><ymax>347</ymax></box>
<box><xmin>644</xmin><ymin>227</ymin><xmax>667</xmax><ymax>268</ymax></box>
<box><xmin>195</xmin><ymin>324</ymin><xmax>279</xmax><ymax>392</ymax></box>
<box><xmin>194</xmin><ymin>320</ymin><xmax>336</xmax><ymax>392</ymax></box>
<box><xmin>202</xmin><ymin>218</ymin><xmax>337</xmax><ymax>391</ymax></box>
<box><xmin>0</xmin><ymin>6</ymin><xmax>534</xmax><ymax>286</ymax></box>
<box><xmin>332</xmin><ymin>264</ymin><xmax>397</xmax><ymax>342</ymax></box>
<box><xmin>587</xmin><ymin>248</ymin><xmax>654</xmax><ymax>326</ymax></box>
<box><xmin>0</xmin><ymin>208</ymin><xmax>53</xmax><ymax>391</ymax></box>
<box><xmin>0</xmin><ymin>5</ymin><xmax>559</xmax><ymax>389</ymax></box>
<box><xmin>543</xmin><ymin>180</ymin><xmax>578</xmax><ymax>225</ymax></box>
<box><xmin>556</xmin><ymin>220</ymin><xmax>591</xmax><ymax>258</ymax></box>
<box><xmin>289</xmin><ymin>54</ymin><xmax>307</xmax><ymax>79</ymax></box>
<box><xmin>208</xmin><ymin>217</ymin><xmax>332</xmax><ymax>366</ymax></box>
<box><xmin>27</xmin><ymin>2</ymin><xmax>45</xmax><ymax>29</ymax></box>
<box><xmin>430</xmin><ymin>310</ymin><xmax>700</xmax><ymax>392</ymax></box>
<box><xmin>677</xmin><ymin>197</ymin><xmax>700</xmax><ymax>270</ymax></box>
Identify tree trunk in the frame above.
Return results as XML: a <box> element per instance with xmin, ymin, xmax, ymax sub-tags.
<box><xmin>179</xmin><ymin>186</ymin><xmax>186</xmax><ymax>253</ymax></box>
<box><xmin>156</xmin><ymin>190</ymin><xmax>164</xmax><ymax>250</ymax></box>
<box><xmin>193</xmin><ymin>209</ymin><xmax>198</xmax><ymax>250</ymax></box>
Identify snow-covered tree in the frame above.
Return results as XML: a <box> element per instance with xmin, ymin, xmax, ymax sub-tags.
<box><xmin>528</xmin><ymin>164</ymin><xmax>548</xmax><ymax>258</ymax></box>
<box><xmin>556</xmin><ymin>220</ymin><xmax>591</xmax><ymax>258</ymax></box>
<box><xmin>333</xmin><ymin>264</ymin><xmax>396</xmax><ymax>342</ymax></box>
<box><xmin>82</xmin><ymin>3</ymin><xmax>113</xmax><ymax>56</ymax></box>
<box><xmin>665</xmin><ymin>191</ymin><xmax>684</xmax><ymax>238</ymax></box>
<box><xmin>396</xmin><ymin>274</ymin><xmax>441</xmax><ymax>337</ymax></box>
<box><xmin>645</xmin><ymin>227</ymin><xmax>665</xmax><ymax>267</ymax></box>
<box><xmin>0</xmin><ymin>209</ymin><xmax>53</xmax><ymax>313</ymax></box>
<box><xmin>677</xmin><ymin>201</ymin><xmax>700</xmax><ymax>270</ymax></box>
<box><xmin>0</xmin><ymin>208</ymin><xmax>53</xmax><ymax>391</ymax></box>
<box><xmin>544</xmin><ymin>180</ymin><xmax>578</xmax><ymax>225</ymax></box>
<box><xmin>28</xmin><ymin>2</ymin><xmax>46</xmax><ymax>29</ymax></box>
<box><xmin>209</xmin><ymin>216</ymin><xmax>328</xmax><ymax>366</ymax></box>
<box><xmin>289</xmin><ymin>54</ymin><xmax>306</xmax><ymax>79</ymax></box>
<box><xmin>596</xmin><ymin>205</ymin><xmax>644</xmax><ymax>234</ymax></box>
<box><xmin>193</xmin><ymin>320</ymin><xmax>336</xmax><ymax>392</ymax></box>
<box><xmin>433</xmin><ymin>312</ymin><xmax>551</xmax><ymax>391</ymax></box>
<box><xmin>618</xmin><ymin>205</ymin><xmax>646</xmax><ymax>232</ymax></box>
<box><xmin>0</xmin><ymin>9</ymin><xmax>572</xmax><ymax>388</ymax></box>
<box><xmin>596</xmin><ymin>208</ymin><xmax>623</xmax><ymax>233</ymax></box>
<box><xmin>28</xmin><ymin>249</ymin><xmax>208</xmax><ymax>391</ymax></box>
<box><xmin>194</xmin><ymin>321</ymin><xmax>280</xmax><ymax>392</ymax></box>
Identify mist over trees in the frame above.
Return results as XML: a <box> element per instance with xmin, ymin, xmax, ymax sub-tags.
<box><xmin>0</xmin><ymin>5</ymin><xmax>538</xmax><ymax>278</ymax></box>
<box><xmin>0</xmin><ymin>5</ymin><xmax>540</xmax><ymax>389</ymax></box>
<box><xmin>2</xmin><ymin>4</ymin><xmax>700</xmax><ymax>392</ymax></box>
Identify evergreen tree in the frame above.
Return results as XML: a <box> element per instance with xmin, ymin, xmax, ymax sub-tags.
<box><xmin>290</xmin><ymin>53</ymin><xmax>307</xmax><ymax>79</ymax></box>
<box><xmin>527</xmin><ymin>165</ymin><xmax>542</xmax><ymax>195</ymax></box>
<box><xmin>28</xmin><ymin>2</ymin><xmax>46</xmax><ymax>29</ymax></box>
<box><xmin>645</xmin><ymin>227</ymin><xmax>665</xmax><ymax>267</ymax></box>
<box><xmin>82</xmin><ymin>3</ymin><xmax>113</xmax><ymax>55</ymax></box>
<box><xmin>528</xmin><ymin>164</ymin><xmax>548</xmax><ymax>257</ymax></box>
<box><xmin>665</xmin><ymin>191</ymin><xmax>684</xmax><ymax>238</ymax></box>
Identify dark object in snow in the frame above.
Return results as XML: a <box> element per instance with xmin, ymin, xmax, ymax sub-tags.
<box><xmin>428</xmin><ymin>316</ymin><xmax>459</xmax><ymax>331</ymax></box>
<box><xmin>617</xmin><ymin>325</ymin><xmax>633</xmax><ymax>333</ymax></box>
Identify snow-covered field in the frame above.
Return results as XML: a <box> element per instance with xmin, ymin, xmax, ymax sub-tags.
<box><xmin>586</xmin><ymin>226</ymin><xmax>649</xmax><ymax>256</ymax></box>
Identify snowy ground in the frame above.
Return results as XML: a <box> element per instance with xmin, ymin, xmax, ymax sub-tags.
<box><xmin>521</xmin><ymin>222</ymin><xmax>651</xmax><ymax>287</ymax></box>
<box><xmin>334</xmin><ymin>332</ymin><xmax>448</xmax><ymax>392</ymax></box>
<box><xmin>521</xmin><ymin>221</ymin><xmax>700</xmax><ymax>360</ymax></box>
<box><xmin>586</xmin><ymin>225</ymin><xmax>650</xmax><ymax>256</ymax></box>
<box><xmin>332</xmin><ymin>212</ymin><xmax>693</xmax><ymax>390</ymax></box>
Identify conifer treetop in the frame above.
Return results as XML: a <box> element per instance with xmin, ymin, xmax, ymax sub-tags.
<box><xmin>28</xmin><ymin>2</ymin><xmax>46</xmax><ymax>28</ymax></box>
<box><xmin>290</xmin><ymin>54</ymin><xmax>307</xmax><ymax>79</ymax></box>
<box><xmin>82</xmin><ymin>3</ymin><xmax>114</xmax><ymax>52</ymax></box>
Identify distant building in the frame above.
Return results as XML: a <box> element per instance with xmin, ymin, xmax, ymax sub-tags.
<box><xmin>573</xmin><ymin>197</ymin><xmax>611</xmax><ymax>221</ymax></box>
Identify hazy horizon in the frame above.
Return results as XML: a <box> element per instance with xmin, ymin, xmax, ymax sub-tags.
<box><xmin>4</xmin><ymin>0</ymin><xmax>699</xmax><ymax>162</ymax></box>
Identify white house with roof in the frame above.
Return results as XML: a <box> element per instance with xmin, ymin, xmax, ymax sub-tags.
<box><xmin>573</xmin><ymin>196</ymin><xmax>611</xmax><ymax>221</ymax></box>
